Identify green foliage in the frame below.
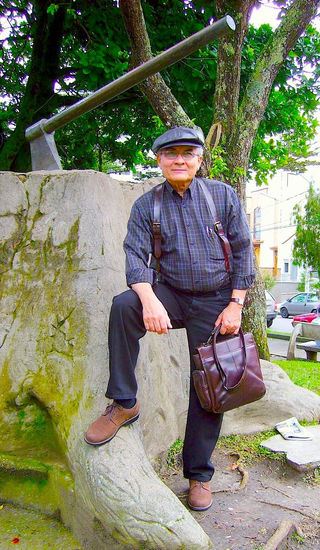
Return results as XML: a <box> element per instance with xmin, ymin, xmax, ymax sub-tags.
<box><xmin>47</xmin><ymin>4</ymin><xmax>59</xmax><ymax>15</ymax></box>
<box><xmin>296</xmin><ymin>271</ymin><xmax>319</xmax><ymax>292</ymax></box>
<box><xmin>1</xmin><ymin>1</ymin><xmax>319</xmax><ymax>174</ymax></box>
<box><xmin>293</xmin><ymin>185</ymin><xmax>320</xmax><ymax>277</ymax></box>
<box><xmin>262</xmin><ymin>273</ymin><xmax>276</xmax><ymax>291</ymax></box>
<box><xmin>297</xmin><ymin>273</ymin><xmax>306</xmax><ymax>291</ymax></box>
<box><xmin>248</xmin><ymin>24</ymin><xmax>320</xmax><ymax>184</ymax></box>
<box><xmin>209</xmin><ymin>146</ymin><xmax>245</xmax><ymax>185</ymax></box>
<box><xmin>291</xmin><ymin>532</ymin><xmax>305</xmax><ymax>545</ymax></box>
<box><xmin>166</xmin><ymin>437</ymin><xmax>183</xmax><ymax>469</ymax></box>
<box><xmin>303</xmin><ymin>467</ymin><xmax>320</xmax><ymax>486</ymax></box>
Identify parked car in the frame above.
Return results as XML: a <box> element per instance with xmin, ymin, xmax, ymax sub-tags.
<box><xmin>292</xmin><ymin>312</ymin><xmax>317</xmax><ymax>325</ymax></box>
<box><xmin>266</xmin><ymin>290</ymin><xmax>277</xmax><ymax>328</ymax></box>
<box><xmin>279</xmin><ymin>292</ymin><xmax>319</xmax><ymax>318</ymax></box>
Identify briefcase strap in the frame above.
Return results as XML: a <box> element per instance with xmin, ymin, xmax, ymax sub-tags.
<box><xmin>204</xmin><ymin>324</ymin><xmax>247</xmax><ymax>391</ymax></box>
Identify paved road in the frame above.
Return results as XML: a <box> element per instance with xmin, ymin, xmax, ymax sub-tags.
<box><xmin>267</xmin><ymin>314</ymin><xmax>306</xmax><ymax>358</ymax></box>
<box><xmin>269</xmin><ymin>315</ymin><xmax>293</xmax><ymax>334</ymax></box>
<box><xmin>267</xmin><ymin>337</ymin><xmax>305</xmax><ymax>359</ymax></box>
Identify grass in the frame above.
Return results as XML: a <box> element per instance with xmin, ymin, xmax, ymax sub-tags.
<box><xmin>273</xmin><ymin>359</ymin><xmax>320</xmax><ymax>396</ymax></box>
<box><xmin>216</xmin><ymin>430</ymin><xmax>285</xmax><ymax>465</ymax></box>
<box><xmin>164</xmin><ymin>430</ymin><xmax>286</xmax><ymax>470</ymax></box>
<box><xmin>267</xmin><ymin>328</ymin><xmax>291</xmax><ymax>338</ymax></box>
<box><xmin>303</xmin><ymin>467</ymin><xmax>320</xmax><ymax>487</ymax></box>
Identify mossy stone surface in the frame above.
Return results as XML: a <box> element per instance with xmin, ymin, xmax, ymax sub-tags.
<box><xmin>0</xmin><ymin>504</ymin><xmax>81</xmax><ymax>549</ymax></box>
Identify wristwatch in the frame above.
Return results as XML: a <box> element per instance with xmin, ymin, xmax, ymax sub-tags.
<box><xmin>230</xmin><ymin>297</ymin><xmax>245</xmax><ymax>306</ymax></box>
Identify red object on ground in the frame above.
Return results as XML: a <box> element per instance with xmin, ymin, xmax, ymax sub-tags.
<box><xmin>11</xmin><ymin>538</ymin><xmax>20</xmax><ymax>544</ymax></box>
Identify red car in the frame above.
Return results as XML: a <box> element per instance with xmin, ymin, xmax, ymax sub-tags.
<box><xmin>292</xmin><ymin>312</ymin><xmax>317</xmax><ymax>325</ymax></box>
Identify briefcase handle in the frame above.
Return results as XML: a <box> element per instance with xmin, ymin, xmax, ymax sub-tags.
<box><xmin>207</xmin><ymin>324</ymin><xmax>248</xmax><ymax>391</ymax></box>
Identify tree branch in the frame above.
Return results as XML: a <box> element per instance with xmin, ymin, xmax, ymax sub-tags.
<box><xmin>212</xmin><ymin>0</ymin><xmax>257</xmax><ymax>143</ymax></box>
<box><xmin>229</xmin><ymin>0</ymin><xmax>320</xmax><ymax>193</ymax></box>
<box><xmin>119</xmin><ymin>0</ymin><xmax>191</xmax><ymax>128</ymax></box>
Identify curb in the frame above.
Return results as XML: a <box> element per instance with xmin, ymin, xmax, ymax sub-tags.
<box><xmin>267</xmin><ymin>333</ymin><xmax>312</xmax><ymax>343</ymax></box>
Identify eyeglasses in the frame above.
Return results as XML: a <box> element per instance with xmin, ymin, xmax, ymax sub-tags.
<box><xmin>159</xmin><ymin>150</ymin><xmax>201</xmax><ymax>160</ymax></box>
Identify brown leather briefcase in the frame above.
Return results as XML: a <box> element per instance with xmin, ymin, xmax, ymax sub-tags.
<box><xmin>193</xmin><ymin>325</ymin><xmax>266</xmax><ymax>414</ymax></box>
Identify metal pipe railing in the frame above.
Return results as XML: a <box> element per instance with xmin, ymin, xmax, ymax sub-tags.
<box><xmin>25</xmin><ymin>15</ymin><xmax>235</xmax><ymax>143</ymax></box>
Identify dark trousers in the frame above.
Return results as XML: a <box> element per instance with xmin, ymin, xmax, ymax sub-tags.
<box><xmin>106</xmin><ymin>282</ymin><xmax>232</xmax><ymax>481</ymax></box>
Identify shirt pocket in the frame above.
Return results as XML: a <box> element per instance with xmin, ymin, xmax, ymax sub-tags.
<box><xmin>206</xmin><ymin>231</ymin><xmax>225</xmax><ymax>260</ymax></box>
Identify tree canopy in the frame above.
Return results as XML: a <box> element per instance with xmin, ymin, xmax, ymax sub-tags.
<box><xmin>1</xmin><ymin>0</ymin><xmax>320</xmax><ymax>183</ymax></box>
<box><xmin>293</xmin><ymin>185</ymin><xmax>320</xmax><ymax>278</ymax></box>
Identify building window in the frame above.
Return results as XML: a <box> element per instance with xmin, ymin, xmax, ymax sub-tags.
<box><xmin>284</xmin><ymin>261</ymin><xmax>289</xmax><ymax>273</ymax></box>
<box><xmin>254</xmin><ymin>207</ymin><xmax>261</xmax><ymax>240</ymax></box>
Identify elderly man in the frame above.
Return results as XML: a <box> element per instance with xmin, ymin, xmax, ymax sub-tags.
<box><xmin>85</xmin><ymin>127</ymin><xmax>255</xmax><ymax>511</ymax></box>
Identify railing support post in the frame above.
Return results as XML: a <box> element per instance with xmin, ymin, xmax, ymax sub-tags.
<box><xmin>28</xmin><ymin>119</ymin><xmax>62</xmax><ymax>171</ymax></box>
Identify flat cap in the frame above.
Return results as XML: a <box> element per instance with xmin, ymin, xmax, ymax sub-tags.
<box><xmin>152</xmin><ymin>126</ymin><xmax>205</xmax><ymax>154</ymax></box>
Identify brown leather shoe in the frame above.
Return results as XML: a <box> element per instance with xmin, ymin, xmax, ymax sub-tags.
<box><xmin>187</xmin><ymin>480</ymin><xmax>212</xmax><ymax>511</ymax></box>
<box><xmin>84</xmin><ymin>400</ymin><xmax>140</xmax><ymax>446</ymax></box>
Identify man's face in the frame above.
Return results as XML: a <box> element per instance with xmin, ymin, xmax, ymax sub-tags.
<box><xmin>157</xmin><ymin>145</ymin><xmax>203</xmax><ymax>189</ymax></box>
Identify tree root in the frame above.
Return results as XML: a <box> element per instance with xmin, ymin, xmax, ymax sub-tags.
<box><xmin>262</xmin><ymin>519</ymin><xmax>296</xmax><ymax>550</ymax></box>
<box><xmin>229</xmin><ymin>452</ymin><xmax>249</xmax><ymax>489</ymax></box>
<box><xmin>255</xmin><ymin>499</ymin><xmax>319</xmax><ymax>521</ymax></box>
<box><xmin>259</xmin><ymin>481</ymin><xmax>294</xmax><ymax>499</ymax></box>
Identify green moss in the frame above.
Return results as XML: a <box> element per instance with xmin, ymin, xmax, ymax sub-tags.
<box><xmin>0</xmin><ymin>451</ymin><xmax>74</xmax><ymax>518</ymax></box>
<box><xmin>0</xmin><ymin>175</ymin><xmax>88</xmax><ymax>515</ymax></box>
<box><xmin>0</xmin><ymin>504</ymin><xmax>81</xmax><ymax>549</ymax></box>
<box><xmin>0</xmin><ymin>393</ymin><xmax>66</xmax><ymax>463</ymax></box>
<box><xmin>0</xmin><ymin>207</ymin><xmax>87</xmax><ymax>445</ymax></box>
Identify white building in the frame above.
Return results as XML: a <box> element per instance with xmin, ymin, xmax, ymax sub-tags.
<box><xmin>246</xmin><ymin>171</ymin><xmax>317</xmax><ymax>301</ymax></box>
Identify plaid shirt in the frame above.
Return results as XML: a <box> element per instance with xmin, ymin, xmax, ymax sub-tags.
<box><xmin>124</xmin><ymin>177</ymin><xmax>255</xmax><ymax>292</ymax></box>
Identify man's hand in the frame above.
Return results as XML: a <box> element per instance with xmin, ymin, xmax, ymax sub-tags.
<box><xmin>215</xmin><ymin>302</ymin><xmax>242</xmax><ymax>335</ymax></box>
<box><xmin>131</xmin><ymin>282</ymin><xmax>172</xmax><ymax>334</ymax></box>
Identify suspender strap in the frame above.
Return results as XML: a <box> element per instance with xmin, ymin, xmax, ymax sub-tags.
<box><xmin>152</xmin><ymin>179</ymin><xmax>232</xmax><ymax>275</ymax></box>
<box><xmin>152</xmin><ymin>184</ymin><xmax>163</xmax><ymax>272</ymax></box>
<box><xmin>197</xmin><ymin>179</ymin><xmax>231</xmax><ymax>274</ymax></box>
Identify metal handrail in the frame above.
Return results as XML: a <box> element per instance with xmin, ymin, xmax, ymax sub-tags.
<box><xmin>25</xmin><ymin>15</ymin><xmax>235</xmax><ymax>170</ymax></box>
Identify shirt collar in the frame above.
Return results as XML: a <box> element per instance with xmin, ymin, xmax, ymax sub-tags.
<box><xmin>164</xmin><ymin>177</ymin><xmax>197</xmax><ymax>199</ymax></box>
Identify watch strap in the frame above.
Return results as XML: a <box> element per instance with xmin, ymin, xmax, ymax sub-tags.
<box><xmin>230</xmin><ymin>297</ymin><xmax>244</xmax><ymax>306</ymax></box>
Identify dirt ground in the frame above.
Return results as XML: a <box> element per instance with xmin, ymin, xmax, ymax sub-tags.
<box><xmin>161</xmin><ymin>448</ymin><xmax>320</xmax><ymax>550</ymax></box>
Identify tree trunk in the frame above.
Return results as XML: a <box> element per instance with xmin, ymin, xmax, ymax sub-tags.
<box><xmin>226</xmin><ymin>0</ymin><xmax>320</xmax><ymax>200</ymax></box>
<box><xmin>211</xmin><ymin>0</ymin><xmax>256</xmax><ymax>150</ymax></box>
<box><xmin>208</xmin><ymin>0</ymin><xmax>319</xmax><ymax>358</ymax></box>
<box><xmin>0</xmin><ymin>1</ymin><xmax>66</xmax><ymax>171</ymax></box>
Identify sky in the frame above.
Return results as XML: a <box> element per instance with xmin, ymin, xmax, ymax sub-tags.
<box><xmin>251</xmin><ymin>1</ymin><xmax>281</xmax><ymax>28</ymax></box>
